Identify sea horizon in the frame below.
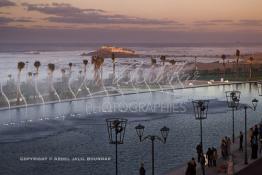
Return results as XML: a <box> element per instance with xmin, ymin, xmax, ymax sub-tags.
<box><xmin>1</xmin><ymin>42</ymin><xmax>262</xmax><ymax>53</ymax></box>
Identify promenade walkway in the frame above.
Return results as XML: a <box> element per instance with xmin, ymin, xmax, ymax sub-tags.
<box><xmin>165</xmin><ymin>137</ymin><xmax>262</xmax><ymax>175</ymax></box>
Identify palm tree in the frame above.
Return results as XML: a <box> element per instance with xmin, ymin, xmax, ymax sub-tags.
<box><xmin>236</xmin><ymin>49</ymin><xmax>240</xmax><ymax>64</ymax></box>
<box><xmin>236</xmin><ymin>49</ymin><xmax>240</xmax><ymax>78</ymax></box>
<box><xmin>160</xmin><ymin>55</ymin><xmax>166</xmax><ymax>66</ymax></box>
<box><xmin>68</xmin><ymin>62</ymin><xmax>73</xmax><ymax>71</ymax></box>
<box><xmin>17</xmin><ymin>61</ymin><xmax>25</xmax><ymax>104</ymax></box>
<box><xmin>92</xmin><ymin>56</ymin><xmax>104</xmax><ymax>85</ymax></box>
<box><xmin>82</xmin><ymin>59</ymin><xmax>88</xmax><ymax>87</ymax></box>
<box><xmin>28</xmin><ymin>72</ymin><xmax>32</xmax><ymax>77</ymax></box>
<box><xmin>34</xmin><ymin>61</ymin><xmax>41</xmax><ymax>74</ymax></box>
<box><xmin>221</xmin><ymin>54</ymin><xmax>226</xmax><ymax>77</ymax></box>
<box><xmin>112</xmin><ymin>53</ymin><xmax>116</xmax><ymax>79</ymax></box>
<box><xmin>249</xmin><ymin>56</ymin><xmax>254</xmax><ymax>80</ymax></box>
<box><xmin>33</xmin><ymin>61</ymin><xmax>41</xmax><ymax>100</ymax></box>
<box><xmin>28</xmin><ymin>72</ymin><xmax>33</xmax><ymax>82</ymax></box>
<box><xmin>8</xmin><ymin>74</ymin><xmax>12</xmax><ymax>81</ymax></box>
<box><xmin>97</xmin><ymin>56</ymin><xmax>104</xmax><ymax>80</ymax></box>
<box><xmin>149</xmin><ymin>57</ymin><xmax>157</xmax><ymax>83</ymax></box>
<box><xmin>67</xmin><ymin>63</ymin><xmax>76</xmax><ymax>99</ymax></box>
<box><xmin>91</xmin><ymin>56</ymin><xmax>97</xmax><ymax>81</ymax></box>
<box><xmin>48</xmin><ymin>63</ymin><xmax>55</xmax><ymax>94</ymax></box>
<box><xmin>169</xmin><ymin>59</ymin><xmax>176</xmax><ymax>65</ymax></box>
<box><xmin>151</xmin><ymin>57</ymin><xmax>157</xmax><ymax>65</ymax></box>
<box><xmin>83</xmin><ymin>59</ymin><xmax>88</xmax><ymax>74</ymax></box>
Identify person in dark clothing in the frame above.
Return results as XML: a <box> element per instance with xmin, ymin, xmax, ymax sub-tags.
<box><xmin>254</xmin><ymin>125</ymin><xmax>259</xmax><ymax>139</ymax></box>
<box><xmin>206</xmin><ymin>148</ymin><xmax>213</xmax><ymax>167</ymax></box>
<box><xmin>212</xmin><ymin>147</ymin><xmax>218</xmax><ymax>167</ymax></box>
<box><xmin>259</xmin><ymin>124</ymin><xmax>262</xmax><ymax>154</ymax></box>
<box><xmin>185</xmin><ymin>162</ymin><xmax>193</xmax><ymax>175</ymax></box>
<box><xmin>196</xmin><ymin>143</ymin><xmax>203</xmax><ymax>163</ymax></box>
<box><xmin>259</xmin><ymin>124</ymin><xmax>262</xmax><ymax>138</ymax></box>
<box><xmin>251</xmin><ymin>136</ymin><xmax>258</xmax><ymax>159</ymax></box>
<box><xmin>200</xmin><ymin>153</ymin><xmax>206</xmax><ymax>175</ymax></box>
<box><xmin>239</xmin><ymin>131</ymin><xmax>243</xmax><ymax>152</ymax></box>
<box><xmin>221</xmin><ymin>139</ymin><xmax>227</xmax><ymax>160</ymax></box>
<box><xmin>190</xmin><ymin>158</ymin><xmax>197</xmax><ymax>175</ymax></box>
<box><xmin>139</xmin><ymin>162</ymin><xmax>146</xmax><ymax>175</ymax></box>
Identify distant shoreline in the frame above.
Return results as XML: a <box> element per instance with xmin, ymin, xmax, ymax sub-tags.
<box><xmin>1</xmin><ymin>42</ymin><xmax>262</xmax><ymax>53</ymax></box>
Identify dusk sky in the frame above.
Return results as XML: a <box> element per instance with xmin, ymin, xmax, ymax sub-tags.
<box><xmin>0</xmin><ymin>0</ymin><xmax>262</xmax><ymax>43</ymax></box>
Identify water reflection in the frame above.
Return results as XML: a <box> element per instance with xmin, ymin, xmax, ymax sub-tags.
<box><xmin>0</xmin><ymin>82</ymin><xmax>261</xmax><ymax>175</ymax></box>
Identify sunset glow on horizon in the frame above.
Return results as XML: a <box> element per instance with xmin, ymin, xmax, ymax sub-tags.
<box><xmin>1</xmin><ymin>0</ymin><xmax>262</xmax><ymax>43</ymax></box>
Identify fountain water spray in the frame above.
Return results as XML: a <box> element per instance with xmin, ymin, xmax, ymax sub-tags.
<box><xmin>68</xmin><ymin>69</ymin><xmax>77</xmax><ymax>99</ymax></box>
<box><xmin>1</xmin><ymin>83</ymin><xmax>10</xmax><ymax>109</ymax></box>
<box><xmin>115</xmin><ymin>63</ymin><xmax>139</xmax><ymax>95</ymax></box>
<box><xmin>136</xmin><ymin>61</ymin><xmax>152</xmax><ymax>94</ymax></box>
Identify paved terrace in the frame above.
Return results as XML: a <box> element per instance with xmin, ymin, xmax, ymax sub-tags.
<box><xmin>165</xmin><ymin>137</ymin><xmax>262</xmax><ymax>175</ymax></box>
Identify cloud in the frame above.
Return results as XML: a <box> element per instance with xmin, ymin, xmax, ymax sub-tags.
<box><xmin>209</xmin><ymin>20</ymin><xmax>234</xmax><ymax>23</ymax></box>
<box><xmin>22</xmin><ymin>2</ymin><xmax>105</xmax><ymax>16</ymax></box>
<box><xmin>1</xmin><ymin>26</ymin><xmax>262</xmax><ymax>43</ymax></box>
<box><xmin>22</xmin><ymin>3</ymin><xmax>178</xmax><ymax>25</ymax></box>
<box><xmin>194</xmin><ymin>19</ymin><xmax>262</xmax><ymax>27</ymax></box>
<box><xmin>194</xmin><ymin>19</ymin><xmax>234</xmax><ymax>26</ymax></box>
<box><xmin>0</xmin><ymin>0</ymin><xmax>16</xmax><ymax>7</ymax></box>
<box><xmin>235</xmin><ymin>20</ymin><xmax>262</xmax><ymax>26</ymax></box>
<box><xmin>194</xmin><ymin>20</ymin><xmax>217</xmax><ymax>26</ymax></box>
<box><xmin>0</xmin><ymin>16</ymin><xmax>33</xmax><ymax>24</ymax></box>
<box><xmin>0</xmin><ymin>16</ymin><xmax>12</xmax><ymax>24</ymax></box>
<box><xmin>0</xmin><ymin>12</ymin><xmax>10</xmax><ymax>14</ymax></box>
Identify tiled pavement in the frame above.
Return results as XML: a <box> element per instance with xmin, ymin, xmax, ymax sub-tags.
<box><xmin>165</xmin><ymin>138</ymin><xmax>262</xmax><ymax>175</ymax></box>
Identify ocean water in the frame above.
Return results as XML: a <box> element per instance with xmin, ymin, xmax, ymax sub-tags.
<box><xmin>0</xmin><ymin>42</ymin><xmax>262</xmax><ymax>83</ymax></box>
<box><xmin>0</xmin><ymin>43</ymin><xmax>262</xmax><ymax>174</ymax></box>
<box><xmin>0</xmin><ymin>83</ymin><xmax>261</xmax><ymax>175</ymax></box>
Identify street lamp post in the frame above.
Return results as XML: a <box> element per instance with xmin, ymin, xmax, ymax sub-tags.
<box><xmin>106</xmin><ymin>118</ymin><xmax>127</xmax><ymax>175</ymax></box>
<box><xmin>192</xmin><ymin>100</ymin><xmax>209</xmax><ymax>149</ymax></box>
<box><xmin>225</xmin><ymin>90</ymin><xmax>241</xmax><ymax>143</ymax></box>
<box><xmin>241</xmin><ymin>99</ymin><xmax>258</xmax><ymax>164</ymax></box>
<box><xmin>135</xmin><ymin>124</ymin><xmax>169</xmax><ymax>175</ymax></box>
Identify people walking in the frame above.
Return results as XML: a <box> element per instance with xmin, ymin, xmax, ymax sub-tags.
<box><xmin>206</xmin><ymin>148</ymin><xmax>213</xmax><ymax>167</ymax></box>
<box><xmin>196</xmin><ymin>143</ymin><xmax>203</xmax><ymax>163</ymax></box>
<box><xmin>248</xmin><ymin>128</ymin><xmax>254</xmax><ymax>145</ymax></box>
<box><xmin>221</xmin><ymin>139</ymin><xmax>227</xmax><ymax>160</ymax></box>
<box><xmin>259</xmin><ymin>124</ymin><xmax>262</xmax><ymax>138</ymax></box>
<box><xmin>185</xmin><ymin>162</ymin><xmax>192</xmax><ymax>175</ymax></box>
<box><xmin>226</xmin><ymin>137</ymin><xmax>231</xmax><ymax>155</ymax></box>
<box><xmin>190</xmin><ymin>158</ymin><xmax>197</xmax><ymax>175</ymax></box>
<box><xmin>239</xmin><ymin>131</ymin><xmax>243</xmax><ymax>152</ymax></box>
<box><xmin>185</xmin><ymin>158</ymin><xmax>196</xmax><ymax>175</ymax></box>
<box><xmin>212</xmin><ymin>147</ymin><xmax>218</xmax><ymax>167</ymax></box>
<box><xmin>139</xmin><ymin>162</ymin><xmax>146</xmax><ymax>175</ymax></box>
<box><xmin>200</xmin><ymin>153</ymin><xmax>206</xmax><ymax>175</ymax></box>
<box><xmin>254</xmin><ymin>125</ymin><xmax>259</xmax><ymax>139</ymax></box>
<box><xmin>260</xmin><ymin>132</ymin><xmax>262</xmax><ymax>154</ymax></box>
<box><xmin>251</xmin><ymin>136</ymin><xmax>258</xmax><ymax>159</ymax></box>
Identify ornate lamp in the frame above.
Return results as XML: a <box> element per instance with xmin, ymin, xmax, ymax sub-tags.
<box><xmin>225</xmin><ymin>90</ymin><xmax>241</xmax><ymax>108</ymax></box>
<box><xmin>252</xmin><ymin>98</ymin><xmax>258</xmax><ymax>110</ymax></box>
<box><xmin>106</xmin><ymin>118</ymin><xmax>127</xmax><ymax>175</ymax></box>
<box><xmin>106</xmin><ymin>118</ymin><xmax>127</xmax><ymax>144</ymax></box>
<box><xmin>135</xmin><ymin>124</ymin><xmax>145</xmax><ymax>141</ymax></box>
<box><xmin>134</xmin><ymin>124</ymin><xmax>170</xmax><ymax>175</ymax></box>
<box><xmin>192</xmin><ymin>100</ymin><xmax>209</xmax><ymax>120</ymax></box>
<box><xmin>160</xmin><ymin>126</ymin><xmax>170</xmax><ymax>143</ymax></box>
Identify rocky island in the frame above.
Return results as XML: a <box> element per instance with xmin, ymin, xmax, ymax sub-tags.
<box><xmin>87</xmin><ymin>46</ymin><xmax>139</xmax><ymax>58</ymax></box>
